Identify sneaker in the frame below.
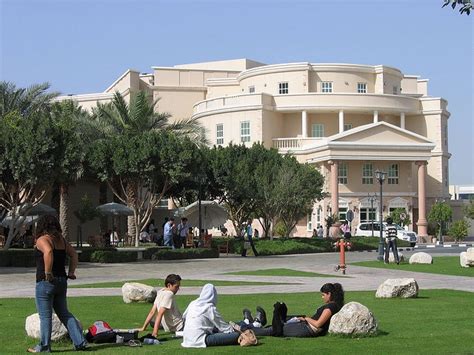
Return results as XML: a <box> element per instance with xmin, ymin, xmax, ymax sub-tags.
<box><xmin>243</xmin><ymin>308</ymin><xmax>253</xmax><ymax>323</ymax></box>
<box><xmin>255</xmin><ymin>306</ymin><xmax>267</xmax><ymax>326</ymax></box>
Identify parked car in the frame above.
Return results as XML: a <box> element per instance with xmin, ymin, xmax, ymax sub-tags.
<box><xmin>355</xmin><ymin>222</ymin><xmax>417</xmax><ymax>246</ymax></box>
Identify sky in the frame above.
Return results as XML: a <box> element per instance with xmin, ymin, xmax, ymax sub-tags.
<box><xmin>1</xmin><ymin>0</ymin><xmax>473</xmax><ymax>184</ymax></box>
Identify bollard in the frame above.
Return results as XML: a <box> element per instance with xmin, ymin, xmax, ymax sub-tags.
<box><xmin>334</xmin><ymin>238</ymin><xmax>352</xmax><ymax>275</ymax></box>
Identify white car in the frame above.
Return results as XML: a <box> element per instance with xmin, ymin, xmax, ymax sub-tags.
<box><xmin>355</xmin><ymin>222</ymin><xmax>417</xmax><ymax>246</ymax></box>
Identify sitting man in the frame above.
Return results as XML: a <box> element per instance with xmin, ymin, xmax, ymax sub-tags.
<box><xmin>140</xmin><ymin>274</ymin><xmax>184</xmax><ymax>337</ymax></box>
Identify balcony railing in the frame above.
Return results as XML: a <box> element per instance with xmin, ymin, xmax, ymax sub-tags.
<box><xmin>272</xmin><ymin>137</ymin><xmax>326</xmax><ymax>150</ymax></box>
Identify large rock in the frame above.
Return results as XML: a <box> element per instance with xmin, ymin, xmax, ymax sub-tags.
<box><xmin>328</xmin><ymin>302</ymin><xmax>377</xmax><ymax>335</ymax></box>
<box><xmin>122</xmin><ymin>282</ymin><xmax>157</xmax><ymax>303</ymax></box>
<box><xmin>409</xmin><ymin>252</ymin><xmax>433</xmax><ymax>264</ymax></box>
<box><xmin>460</xmin><ymin>247</ymin><xmax>474</xmax><ymax>268</ymax></box>
<box><xmin>25</xmin><ymin>313</ymin><xmax>73</xmax><ymax>340</ymax></box>
<box><xmin>376</xmin><ymin>278</ymin><xmax>418</xmax><ymax>298</ymax></box>
<box><xmin>388</xmin><ymin>252</ymin><xmax>404</xmax><ymax>263</ymax></box>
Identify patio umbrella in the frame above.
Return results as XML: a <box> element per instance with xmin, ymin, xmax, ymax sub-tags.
<box><xmin>19</xmin><ymin>203</ymin><xmax>56</xmax><ymax>216</ymax></box>
<box><xmin>174</xmin><ymin>201</ymin><xmax>228</xmax><ymax>229</ymax></box>
<box><xmin>96</xmin><ymin>202</ymin><xmax>133</xmax><ymax>216</ymax></box>
<box><xmin>0</xmin><ymin>215</ymin><xmax>39</xmax><ymax>228</ymax></box>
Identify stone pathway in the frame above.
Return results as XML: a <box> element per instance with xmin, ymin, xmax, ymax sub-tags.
<box><xmin>1</xmin><ymin>250</ymin><xmax>472</xmax><ymax>298</ymax></box>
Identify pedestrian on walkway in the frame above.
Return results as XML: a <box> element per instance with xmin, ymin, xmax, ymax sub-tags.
<box><xmin>384</xmin><ymin>217</ymin><xmax>400</xmax><ymax>264</ymax></box>
<box><xmin>241</xmin><ymin>220</ymin><xmax>259</xmax><ymax>257</ymax></box>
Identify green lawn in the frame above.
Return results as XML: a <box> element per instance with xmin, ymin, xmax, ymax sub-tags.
<box><xmin>352</xmin><ymin>256</ymin><xmax>474</xmax><ymax>277</ymax></box>
<box><xmin>226</xmin><ymin>268</ymin><xmax>344</xmax><ymax>278</ymax></box>
<box><xmin>70</xmin><ymin>279</ymin><xmax>290</xmax><ymax>289</ymax></box>
<box><xmin>1</xmin><ymin>289</ymin><xmax>472</xmax><ymax>353</ymax></box>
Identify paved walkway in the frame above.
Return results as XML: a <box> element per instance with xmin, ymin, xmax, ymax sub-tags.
<box><xmin>0</xmin><ymin>250</ymin><xmax>472</xmax><ymax>298</ymax></box>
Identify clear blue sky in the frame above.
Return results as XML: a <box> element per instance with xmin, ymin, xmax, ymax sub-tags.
<box><xmin>1</xmin><ymin>0</ymin><xmax>472</xmax><ymax>184</ymax></box>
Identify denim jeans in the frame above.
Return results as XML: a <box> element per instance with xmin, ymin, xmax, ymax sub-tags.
<box><xmin>34</xmin><ymin>277</ymin><xmax>86</xmax><ymax>352</ymax></box>
<box><xmin>204</xmin><ymin>332</ymin><xmax>240</xmax><ymax>347</ymax></box>
<box><xmin>250</xmin><ymin>322</ymin><xmax>315</xmax><ymax>337</ymax></box>
<box><xmin>164</xmin><ymin>235</ymin><xmax>174</xmax><ymax>248</ymax></box>
<box><xmin>384</xmin><ymin>239</ymin><xmax>399</xmax><ymax>263</ymax></box>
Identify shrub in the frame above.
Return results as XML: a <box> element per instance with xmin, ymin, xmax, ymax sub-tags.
<box><xmin>90</xmin><ymin>250</ymin><xmax>137</xmax><ymax>263</ymax></box>
<box><xmin>0</xmin><ymin>249</ymin><xmax>36</xmax><ymax>267</ymax></box>
<box><xmin>77</xmin><ymin>247</ymin><xmax>112</xmax><ymax>262</ymax></box>
<box><xmin>448</xmin><ymin>220</ymin><xmax>470</xmax><ymax>242</ymax></box>
<box><xmin>151</xmin><ymin>248</ymin><xmax>219</xmax><ymax>260</ymax></box>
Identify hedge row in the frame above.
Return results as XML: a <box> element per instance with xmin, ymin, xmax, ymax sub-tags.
<box><xmin>151</xmin><ymin>248</ymin><xmax>219</xmax><ymax>260</ymax></box>
<box><xmin>0</xmin><ymin>249</ymin><xmax>36</xmax><ymax>267</ymax></box>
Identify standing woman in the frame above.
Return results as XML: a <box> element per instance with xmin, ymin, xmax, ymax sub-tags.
<box><xmin>28</xmin><ymin>215</ymin><xmax>87</xmax><ymax>353</ymax></box>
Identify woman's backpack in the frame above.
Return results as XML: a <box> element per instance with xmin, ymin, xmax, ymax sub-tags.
<box><xmin>85</xmin><ymin>321</ymin><xmax>116</xmax><ymax>343</ymax></box>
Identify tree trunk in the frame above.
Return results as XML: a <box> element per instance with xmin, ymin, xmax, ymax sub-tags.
<box><xmin>59</xmin><ymin>183</ymin><xmax>69</xmax><ymax>241</ymax></box>
<box><xmin>99</xmin><ymin>182</ymin><xmax>108</xmax><ymax>233</ymax></box>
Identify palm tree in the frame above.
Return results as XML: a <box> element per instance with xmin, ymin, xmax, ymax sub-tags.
<box><xmin>0</xmin><ymin>81</ymin><xmax>59</xmax><ymax>119</ymax></box>
<box><xmin>90</xmin><ymin>91</ymin><xmax>207</xmax><ymax>245</ymax></box>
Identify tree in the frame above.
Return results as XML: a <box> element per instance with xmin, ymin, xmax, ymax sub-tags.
<box><xmin>428</xmin><ymin>201</ymin><xmax>453</xmax><ymax>240</ymax></box>
<box><xmin>442</xmin><ymin>0</ymin><xmax>472</xmax><ymax>15</ymax></box>
<box><xmin>74</xmin><ymin>194</ymin><xmax>100</xmax><ymax>247</ymax></box>
<box><xmin>0</xmin><ymin>112</ymin><xmax>62</xmax><ymax>249</ymax></box>
<box><xmin>463</xmin><ymin>198</ymin><xmax>474</xmax><ymax>219</ymax></box>
<box><xmin>274</xmin><ymin>156</ymin><xmax>324</xmax><ymax>237</ymax></box>
<box><xmin>50</xmin><ymin>100</ymin><xmax>88</xmax><ymax>240</ymax></box>
<box><xmin>88</xmin><ymin>131</ymin><xmax>201</xmax><ymax>246</ymax></box>
<box><xmin>389</xmin><ymin>208</ymin><xmax>411</xmax><ymax>227</ymax></box>
<box><xmin>89</xmin><ymin>91</ymin><xmax>206</xmax><ymax>238</ymax></box>
<box><xmin>448</xmin><ymin>220</ymin><xmax>470</xmax><ymax>241</ymax></box>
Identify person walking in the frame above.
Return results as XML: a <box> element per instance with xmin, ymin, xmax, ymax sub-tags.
<box><xmin>163</xmin><ymin>218</ymin><xmax>175</xmax><ymax>248</ymax></box>
<box><xmin>241</xmin><ymin>220</ymin><xmax>259</xmax><ymax>257</ymax></box>
<box><xmin>384</xmin><ymin>217</ymin><xmax>400</xmax><ymax>264</ymax></box>
<box><xmin>28</xmin><ymin>215</ymin><xmax>87</xmax><ymax>353</ymax></box>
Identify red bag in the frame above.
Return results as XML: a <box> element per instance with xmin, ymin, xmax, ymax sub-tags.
<box><xmin>85</xmin><ymin>321</ymin><xmax>116</xmax><ymax>343</ymax></box>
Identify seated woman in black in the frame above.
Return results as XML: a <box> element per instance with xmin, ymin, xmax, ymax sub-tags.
<box><xmin>250</xmin><ymin>282</ymin><xmax>344</xmax><ymax>337</ymax></box>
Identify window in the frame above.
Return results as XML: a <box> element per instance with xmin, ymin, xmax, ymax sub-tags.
<box><xmin>321</xmin><ymin>81</ymin><xmax>332</xmax><ymax>93</ymax></box>
<box><xmin>338</xmin><ymin>163</ymin><xmax>348</xmax><ymax>184</ymax></box>
<box><xmin>357</xmin><ymin>82</ymin><xmax>367</xmax><ymax>93</ymax></box>
<box><xmin>392</xmin><ymin>86</ymin><xmax>398</xmax><ymax>95</ymax></box>
<box><xmin>362</xmin><ymin>163</ymin><xmax>373</xmax><ymax>184</ymax></box>
<box><xmin>344</xmin><ymin>123</ymin><xmax>352</xmax><ymax>131</ymax></box>
<box><xmin>240</xmin><ymin>121</ymin><xmax>250</xmax><ymax>142</ymax></box>
<box><xmin>317</xmin><ymin>208</ymin><xmax>321</xmax><ymax>223</ymax></box>
<box><xmin>249</xmin><ymin>86</ymin><xmax>255</xmax><ymax>93</ymax></box>
<box><xmin>216</xmin><ymin>124</ymin><xmax>224</xmax><ymax>145</ymax></box>
<box><xmin>338</xmin><ymin>207</ymin><xmax>347</xmax><ymax>221</ymax></box>
<box><xmin>388</xmin><ymin>164</ymin><xmax>399</xmax><ymax>184</ymax></box>
<box><xmin>311</xmin><ymin>124</ymin><xmax>324</xmax><ymax>138</ymax></box>
<box><xmin>279</xmin><ymin>82</ymin><xmax>288</xmax><ymax>94</ymax></box>
<box><xmin>360</xmin><ymin>209</ymin><xmax>377</xmax><ymax>222</ymax></box>
<box><xmin>307</xmin><ymin>214</ymin><xmax>313</xmax><ymax>231</ymax></box>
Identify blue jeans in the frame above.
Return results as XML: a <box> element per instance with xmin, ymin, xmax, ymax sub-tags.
<box><xmin>34</xmin><ymin>277</ymin><xmax>86</xmax><ymax>352</ymax></box>
<box><xmin>164</xmin><ymin>235</ymin><xmax>174</xmax><ymax>248</ymax></box>
<box><xmin>204</xmin><ymin>332</ymin><xmax>239</xmax><ymax>347</ymax></box>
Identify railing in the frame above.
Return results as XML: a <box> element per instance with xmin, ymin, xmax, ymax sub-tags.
<box><xmin>272</xmin><ymin>137</ymin><xmax>326</xmax><ymax>150</ymax></box>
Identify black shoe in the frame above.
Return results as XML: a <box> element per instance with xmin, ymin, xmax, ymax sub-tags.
<box><xmin>280</xmin><ymin>302</ymin><xmax>288</xmax><ymax>322</ymax></box>
<box><xmin>243</xmin><ymin>308</ymin><xmax>253</xmax><ymax>323</ymax></box>
<box><xmin>272</xmin><ymin>303</ymin><xmax>284</xmax><ymax>336</ymax></box>
<box><xmin>255</xmin><ymin>306</ymin><xmax>267</xmax><ymax>326</ymax></box>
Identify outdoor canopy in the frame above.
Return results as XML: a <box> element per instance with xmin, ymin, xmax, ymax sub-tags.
<box><xmin>174</xmin><ymin>200</ymin><xmax>228</xmax><ymax>230</ymax></box>
<box><xmin>96</xmin><ymin>202</ymin><xmax>133</xmax><ymax>216</ymax></box>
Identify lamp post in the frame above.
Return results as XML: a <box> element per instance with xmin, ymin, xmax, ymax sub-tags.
<box><xmin>368</xmin><ymin>193</ymin><xmax>377</xmax><ymax>238</ymax></box>
<box><xmin>374</xmin><ymin>170</ymin><xmax>387</xmax><ymax>261</ymax></box>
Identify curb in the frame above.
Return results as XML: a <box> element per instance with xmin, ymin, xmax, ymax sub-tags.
<box><xmin>414</xmin><ymin>243</ymin><xmax>473</xmax><ymax>249</ymax></box>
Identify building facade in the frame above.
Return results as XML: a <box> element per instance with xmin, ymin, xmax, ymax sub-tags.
<box><xmin>61</xmin><ymin>59</ymin><xmax>451</xmax><ymax>239</ymax></box>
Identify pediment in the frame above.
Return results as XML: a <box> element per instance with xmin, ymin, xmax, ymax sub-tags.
<box><xmin>330</xmin><ymin>122</ymin><xmax>433</xmax><ymax>145</ymax></box>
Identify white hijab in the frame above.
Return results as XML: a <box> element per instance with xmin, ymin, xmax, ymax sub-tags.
<box><xmin>184</xmin><ymin>283</ymin><xmax>217</xmax><ymax>318</ymax></box>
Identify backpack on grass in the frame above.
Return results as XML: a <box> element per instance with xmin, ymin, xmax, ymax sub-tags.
<box><xmin>85</xmin><ymin>320</ymin><xmax>116</xmax><ymax>343</ymax></box>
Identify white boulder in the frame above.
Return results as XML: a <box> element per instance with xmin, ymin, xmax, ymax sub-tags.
<box><xmin>25</xmin><ymin>313</ymin><xmax>76</xmax><ymax>340</ymax></box>
<box><xmin>388</xmin><ymin>252</ymin><xmax>404</xmax><ymax>263</ymax></box>
<box><xmin>122</xmin><ymin>282</ymin><xmax>157</xmax><ymax>303</ymax></box>
<box><xmin>409</xmin><ymin>252</ymin><xmax>433</xmax><ymax>264</ymax></box>
<box><xmin>460</xmin><ymin>248</ymin><xmax>474</xmax><ymax>268</ymax></box>
<box><xmin>328</xmin><ymin>302</ymin><xmax>377</xmax><ymax>335</ymax></box>
<box><xmin>376</xmin><ymin>278</ymin><xmax>419</xmax><ymax>298</ymax></box>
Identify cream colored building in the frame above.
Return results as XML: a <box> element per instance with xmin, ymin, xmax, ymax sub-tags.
<box><xmin>61</xmin><ymin>59</ymin><xmax>451</xmax><ymax>239</ymax></box>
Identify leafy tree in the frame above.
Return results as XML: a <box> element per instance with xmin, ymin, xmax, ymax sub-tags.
<box><xmin>274</xmin><ymin>156</ymin><xmax>324</xmax><ymax>237</ymax></box>
<box><xmin>74</xmin><ymin>194</ymin><xmax>100</xmax><ymax>246</ymax></box>
<box><xmin>389</xmin><ymin>208</ymin><xmax>411</xmax><ymax>227</ymax></box>
<box><xmin>0</xmin><ymin>112</ymin><xmax>62</xmax><ymax>249</ymax></box>
<box><xmin>88</xmin><ymin>131</ymin><xmax>201</xmax><ymax>246</ymax></box>
<box><xmin>442</xmin><ymin>0</ymin><xmax>472</xmax><ymax>15</ymax></box>
<box><xmin>463</xmin><ymin>198</ymin><xmax>474</xmax><ymax>219</ymax></box>
<box><xmin>50</xmin><ymin>100</ymin><xmax>88</xmax><ymax>240</ymax></box>
<box><xmin>428</xmin><ymin>201</ymin><xmax>453</xmax><ymax>240</ymax></box>
<box><xmin>448</xmin><ymin>219</ymin><xmax>470</xmax><ymax>241</ymax></box>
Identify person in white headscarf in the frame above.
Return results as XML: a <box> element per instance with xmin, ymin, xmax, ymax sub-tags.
<box><xmin>181</xmin><ymin>284</ymin><xmax>239</xmax><ymax>348</ymax></box>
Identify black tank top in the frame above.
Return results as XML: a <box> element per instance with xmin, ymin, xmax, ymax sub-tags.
<box><xmin>35</xmin><ymin>236</ymin><xmax>67</xmax><ymax>282</ymax></box>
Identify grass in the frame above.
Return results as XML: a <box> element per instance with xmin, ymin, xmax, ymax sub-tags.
<box><xmin>70</xmin><ymin>279</ymin><xmax>290</xmax><ymax>289</ymax></box>
<box><xmin>1</xmin><ymin>289</ymin><xmax>473</xmax><ymax>354</ymax></box>
<box><xmin>226</xmin><ymin>268</ymin><xmax>344</xmax><ymax>278</ymax></box>
<box><xmin>351</xmin><ymin>256</ymin><xmax>474</xmax><ymax>277</ymax></box>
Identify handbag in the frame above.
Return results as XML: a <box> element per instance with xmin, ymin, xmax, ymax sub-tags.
<box><xmin>238</xmin><ymin>329</ymin><xmax>257</xmax><ymax>347</ymax></box>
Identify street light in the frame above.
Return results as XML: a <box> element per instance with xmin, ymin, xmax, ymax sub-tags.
<box><xmin>367</xmin><ymin>193</ymin><xmax>377</xmax><ymax>238</ymax></box>
<box><xmin>374</xmin><ymin>170</ymin><xmax>387</xmax><ymax>261</ymax></box>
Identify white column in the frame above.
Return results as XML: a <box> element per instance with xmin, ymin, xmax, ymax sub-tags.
<box><xmin>339</xmin><ymin>110</ymin><xmax>344</xmax><ymax>133</ymax></box>
<box><xmin>301</xmin><ymin>110</ymin><xmax>307</xmax><ymax>138</ymax></box>
<box><xmin>400</xmin><ymin>112</ymin><xmax>405</xmax><ymax>129</ymax></box>
<box><xmin>373</xmin><ymin>110</ymin><xmax>379</xmax><ymax>123</ymax></box>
